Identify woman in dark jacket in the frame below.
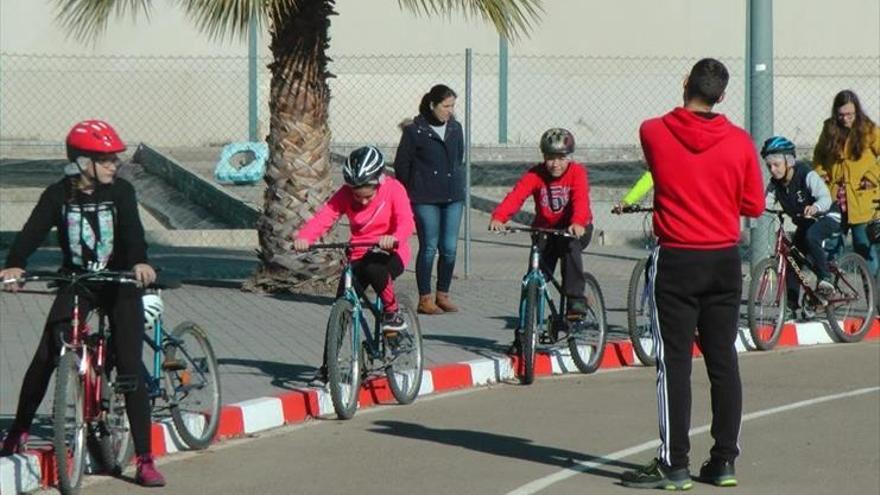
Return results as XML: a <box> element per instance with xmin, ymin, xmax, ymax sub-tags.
<box><xmin>394</xmin><ymin>84</ymin><xmax>465</xmax><ymax>314</ymax></box>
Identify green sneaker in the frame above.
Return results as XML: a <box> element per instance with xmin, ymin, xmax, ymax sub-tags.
<box><xmin>621</xmin><ymin>458</ymin><xmax>693</xmax><ymax>491</ymax></box>
<box><xmin>698</xmin><ymin>458</ymin><xmax>737</xmax><ymax>487</ymax></box>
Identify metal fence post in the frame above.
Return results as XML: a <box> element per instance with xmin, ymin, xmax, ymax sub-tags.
<box><xmin>498</xmin><ymin>36</ymin><xmax>508</xmax><ymax>144</ymax></box>
<box><xmin>748</xmin><ymin>0</ymin><xmax>774</xmax><ymax>271</ymax></box>
<box><xmin>248</xmin><ymin>16</ymin><xmax>259</xmax><ymax>142</ymax></box>
<box><xmin>464</xmin><ymin>48</ymin><xmax>473</xmax><ymax>279</ymax></box>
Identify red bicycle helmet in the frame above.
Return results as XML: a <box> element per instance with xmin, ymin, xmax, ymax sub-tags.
<box><xmin>65</xmin><ymin>120</ymin><xmax>126</xmax><ymax>159</ymax></box>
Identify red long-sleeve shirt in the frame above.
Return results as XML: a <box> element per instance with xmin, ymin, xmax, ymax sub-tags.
<box><xmin>640</xmin><ymin>107</ymin><xmax>764</xmax><ymax>249</ymax></box>
<box><xmin>491</xmin><ymin>162</ymin><xmax>592</xmax><ymax>228</ymax></box>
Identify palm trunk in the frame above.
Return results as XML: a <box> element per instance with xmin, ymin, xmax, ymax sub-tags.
<box><xmin>243</xmin><ymin>0</ymin><xmax>342</xmax><ymax>294</ymax></box>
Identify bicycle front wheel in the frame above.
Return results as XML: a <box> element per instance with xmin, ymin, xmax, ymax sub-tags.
<box><xmin>569</xmin><ymin>272</ymin><xmax>608</xmax><ymax>373</ymax></box>
<box><xmin>386</xmin><ymin>295</ymin><xmax>424</xmax><ymax>405</ymax></box>
<box><xmin>53</xmin><ymin>352</ymin><xmax>87</xmax><ymax>495</ymax></box>
<box><xmin>826</xmin><ymin>253</ymin><xmax>876</xmax><ymax>342</ymax></box>
<box><xmin>519</xmin><ymin>280</ymin><xmax>540</xmax><ymax>385</ymax></box>
<box><xmin>747</xmin><ymin>257</ymin><xmax>786</xmax><ymax>350</ymax></box>
<box><xmin>627</xmin><ymin>258</ymin><xmax>656</xmax><ymax>366</ymax></box>
<box><xmin>165</xmin><ymin>322</ymin><xmax>221</xmax><ymax>449</ymax></box>
<box><xmin>327</xmin><ymin>299</ymin><xmax>362</xmax><ymax>419</ymax></box>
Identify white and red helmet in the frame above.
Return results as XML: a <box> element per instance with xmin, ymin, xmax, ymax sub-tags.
<box><xmin>65</xmin><ymin>120</ymin><xmax>126</xmax><ymax>161</ymax></box>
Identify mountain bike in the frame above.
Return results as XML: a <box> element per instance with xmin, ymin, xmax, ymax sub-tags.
<box><xmin>5</xmin><ymin>270</ymin><xmax>142</xmax><ymax>494</ymax></box>
<box><xmin>747</xmin><ymin>210</ymin><xmax>876</xmax><ymax>349</ymax></box>
<box><xmin>499</xmin><ymin>227</ymin><xmax>607</xmax><ymax>384</ymax></box>
<box><xmin>612</xmin><ymin>204</ymin><xmax>657</xmax><ymax>366</ymax></box>
<box><xmin>141</xmin><ymin>286</ymin><xmax>221</xmax><ymax>450</ymax></box>
<box><xmin>310</xmin><ymin>243</ymin><xmax>423</xmax><ymax>420</ymax></box>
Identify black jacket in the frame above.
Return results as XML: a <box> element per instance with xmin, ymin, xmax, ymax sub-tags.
<box><xmin>393</xmin><ymin>114</ymin><xmax>465</xmax><ymax>204</ymax></box>
<box><xmin>5</xmin><ymin>178</ymin><xmax>148</xmax><ymax>272</ymax></box>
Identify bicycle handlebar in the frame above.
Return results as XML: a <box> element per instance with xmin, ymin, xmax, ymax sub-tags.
<box><xmin>494</xmin><ymin>226</ymin><xmax>576</xmax><ymax>238</ymax></box>
<box><xmin>2</xmin><ymin>269</ymin><xmax>180</xmax><ymax>290</ymax></box>
<box><xmin>611</xmin><ymin>204</ymin><xmax>653</xmax><ymax>214</ymax></box>
<box><xmin>307</xmin><ymin>241</ymin><xmax>397</xmax><ymax>251</ymax></box>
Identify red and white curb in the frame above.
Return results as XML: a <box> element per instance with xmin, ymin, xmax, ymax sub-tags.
<box><xmin>3</xmin><ymin>319</ymin><xmax>878</xmax><ymax>494</ymax></box>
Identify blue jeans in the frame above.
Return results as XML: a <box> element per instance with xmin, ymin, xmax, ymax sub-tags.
<box><xmin>850</xmin><ymin>222</ymin><xmax>880</xmax><ymax>277</ymax></box>
<box><xmin>825</xmin><ymin>222</ymin><xmax>880</xmax><ymax>277</ymax></box>
<box><xmin>412</xmin><ymin>201</ymin><xmax>464</xmax><ymax>296</ymax></box>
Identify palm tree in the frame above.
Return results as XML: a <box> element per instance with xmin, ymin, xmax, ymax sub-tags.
<box><xmin>55</xmin><ymin>0</ymin><xmax>542</xmax><ymax>293</ymax></box>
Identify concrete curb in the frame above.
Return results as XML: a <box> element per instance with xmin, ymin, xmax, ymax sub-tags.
<box><xmin>3</xmin><ymin>319</ymin><xmax>878</xmax><ymax>494</ymax></box>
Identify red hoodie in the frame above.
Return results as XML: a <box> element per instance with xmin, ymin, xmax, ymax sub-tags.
<box><xmin>640</xmin><ymin>107</ymin><xmax>764</xmax><ymax>249</ymax></box>
<box><xmin>491</xmin><ymin>162</ymin><xmax>592</xmax><ymax>228</ymax></box>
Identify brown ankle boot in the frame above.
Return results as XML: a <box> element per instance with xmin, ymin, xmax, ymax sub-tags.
<box><xmin>435</xmin><ymin>292</ymin><xmax>459</xmax><ymax>312</ymax></box>
<box><xmin>418</xmin><ymin>294</ymin><xmax>444</xmax><ymax>315</ymax></box>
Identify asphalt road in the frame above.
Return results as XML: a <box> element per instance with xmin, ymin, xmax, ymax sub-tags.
<box><xmin>76</xmin><ymin>342</ymin><xmax>880</xmax><ymax>495</ymax></box>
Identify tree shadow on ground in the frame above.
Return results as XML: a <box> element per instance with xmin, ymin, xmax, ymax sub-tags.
<box><xmin>217</xmin><ymin>358</ymin><xmax>320</xmax><ymax>390</ymax></box>
<box><xmin>369</xmin><ymin>420</ymin><xmax>642</xmax><ymax>481</ymax></box>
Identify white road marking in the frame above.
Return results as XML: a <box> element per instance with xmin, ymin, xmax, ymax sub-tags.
<box><xmin>507</xmin><ymin>386</ymin><xmax>880</xmax><ymax>495</ymax></box>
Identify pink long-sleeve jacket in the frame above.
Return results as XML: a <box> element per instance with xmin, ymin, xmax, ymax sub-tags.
<box><xmin>295</xmin><ymin>177</ymin><xmax>416</xmax><ymax>266</ymax></box>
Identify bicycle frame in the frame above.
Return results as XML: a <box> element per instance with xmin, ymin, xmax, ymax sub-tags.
<box><xmin>765</xmin><ymin>213</ymin><xmax>854</xmax><ymax>307</ymax></box>
<box><xmin>517</xmin><ymin>235</ymin><xmax>571</xmax><ymax>342</ymax></box>
<box><xmin>339</xmin><ymin>263</ymin><xmax>385</xmax><ymax>362</ymax></box>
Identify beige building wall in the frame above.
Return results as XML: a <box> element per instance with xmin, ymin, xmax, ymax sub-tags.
<box><xmin>1</xmin><ymin>0</ymin><xmax>877</xmax><ymax>148</ymax></box>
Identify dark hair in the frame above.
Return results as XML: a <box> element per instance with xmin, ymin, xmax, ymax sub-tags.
<box><xmin>684</xmin><ymin>58</ymin><xmax>729</xmax><ymax>105</ymax></box>
<box><xmin>418</xmin><ymin>84</ymin><xmax>457</xmax><ymax>116</ymax></box>
<box><xmin>821</xmin><ymin>89</ymin><xmax>876</xmax><ymax>161</ymax></box>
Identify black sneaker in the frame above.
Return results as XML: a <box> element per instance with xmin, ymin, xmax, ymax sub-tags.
<box><xmin>620</xmin><ymin>458</ymin><xmax>693</xmax><ymax>491</ymax></box>
<box><xmin>566</xmin><ymin>298</ymin><xmax>587</xmax><ymax>320</ymax></box>
<box><xmin>382</xmin><ymin>311</ymin><xmax>407</xmax><ymax>333</ymax></box>
<box><xmin>698</xmin><ymin>458</ymin><xmax>737</xmax><ymax>487</ymax></box>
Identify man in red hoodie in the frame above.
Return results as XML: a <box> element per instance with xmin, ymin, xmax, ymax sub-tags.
<box><xmin>621</xmin><ymin>59</ymin><xmax>764</xmax><ymax>491</ymax></box>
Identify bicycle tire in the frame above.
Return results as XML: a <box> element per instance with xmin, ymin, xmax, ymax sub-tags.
<box><xmin>386</xmin><ymin>295</ymin><xmax>424</xmax><ymax>405</ymax></box>
<box><xmin>569</xmin><ymin>272</ymin><xmax>608</xmax><ymax>373</ymax></box>
<box><xmin>826</xmin><ymin>253</ymin><xmax>876</xmax><ymax>342</ymax></box>
<box><xmin>327</xmin><ymin>299</ymin><xmax>362</xmax><ymax>419</ymax></box>
<box><xmin>627</xmin><ymin>258</ymin><xmax>656</xmax><ymax>366</ymax></box>
<box><xmin>747</xmin><ymin>257</ymin><xmax>786</xmax><ymax>350</ymax></box>
<box><xmin>91</xmin><ymin>366</ymin><xmax>134</xmax><ymax>475</ymax></box>
<box><xmin>165</xmin><ymin>322</ymin><xmax>222</xmax><ymax>449</ymax></box>
<box><xmin>520</xmin><ymin>280</ymin><xmax>540</xmax><ymax>385</ymax></box>
<box><xmin>53</xmin><ymin>352</ymin><xmax>87</xmax><ymax>495</ymax></box>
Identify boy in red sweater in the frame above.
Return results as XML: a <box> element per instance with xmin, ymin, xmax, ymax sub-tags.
<box><xmin>488</xmin><ymin>128</ymin><xmax>594</xmax><ymax>317</ymax></box>
<box><xmin>621</xmin><ymin>59</ymin><xmax>764</xmax><ymax>491</ymax></box>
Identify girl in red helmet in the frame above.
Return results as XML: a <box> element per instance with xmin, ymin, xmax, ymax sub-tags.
<box><xmin>0</xmin><ymin>120</ymin><xmax>166</xmax><ymax>487</ymax></box>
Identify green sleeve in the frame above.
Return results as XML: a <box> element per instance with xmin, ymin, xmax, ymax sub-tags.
<box><xmin>622</xmin><ymin>171</ymin><xmax>654</xmax><ymax>205</ymax></box>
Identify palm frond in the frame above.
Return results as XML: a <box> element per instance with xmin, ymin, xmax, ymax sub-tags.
<box><xmin>54</xmin><ymin>0</ymin><xmax>151</xmax><ymax>42</ymax></box>
<box><xmin>397</xmin><ymin>0</ymin><xmax>543</xmax><ymax>40</ymax></box>
<box><xmin>179</xmin><ymin>0</ymin><xmax>299</xmax><ymax>41</ymax></box>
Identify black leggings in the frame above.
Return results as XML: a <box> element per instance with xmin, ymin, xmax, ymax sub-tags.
<box><xmin>535</xmin><ymin>224</ymin><xmax>594</xmax><ymax>300</ymax></box>
<box><xmin>11</xmin><ymin>283</ymin><xmax>152</xmax><ymax>456</ymax></box>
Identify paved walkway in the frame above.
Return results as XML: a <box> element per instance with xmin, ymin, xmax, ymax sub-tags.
<box><xmin>0</xmin><ymin>209</ymin><xmax>645</xmax><ymax>427</ymax></box>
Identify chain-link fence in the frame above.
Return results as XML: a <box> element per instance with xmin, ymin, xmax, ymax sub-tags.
<box><xmin>1</xmin><ymin>51</ymin><xmax>878</xmax><ymax>258</ymax></box>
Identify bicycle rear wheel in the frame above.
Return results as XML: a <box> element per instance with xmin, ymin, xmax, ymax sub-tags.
<box><xmin>568</xmin><ymin>272</ymin><xmax>608</xmax><ymax>373</ymax></box>
<box><xmin>53</xmin><ymin>352</ymin><xmax>87</xmax><ymax>495</ymax></box>
<box><xmin>747</xmin><ymin>257</ymin><xmax>786</xmax><ymax>350</ymax></box>
<box><xmin>165</xmin><ymin>322</ymin><xmax>221</xmax><ymax>449</ymax></box>
<box><xmin>627</xmin><ymin>258</ymin><xmax>656</xmax><ymax>366</ymax></box>
<box><xmin>386</xmin><ymin>295</ymin><xmax>424</xmax><ymax>405</ymax></box>
<box><xmin>327</xmin><ymin>299</ymin><xmax>362</xmax><ymax>419</ymax></box>
<box><xmin>826</xmin><ymin>253</ymin><xmax>875</xmax><ymax>342</ymax></box>
<box><xmin>90</xmin><ymin>366</ymin><xmax>134</xmax><ymax>475</ymax></box>
<box><xmin>519</xmin><ymin>280</ymin><xmax>540</xmax><ymax>385</ymax></box>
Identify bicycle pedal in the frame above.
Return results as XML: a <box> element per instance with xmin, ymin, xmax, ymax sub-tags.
<box><xmin>113</xmin><ymin>374</ymin><xmax>138</xmax><ymax>394</ymax></box>
<box><xmin>161</xmin><ymin>358</ymin><xmax>187</xmax><ymax>371</ymax></box>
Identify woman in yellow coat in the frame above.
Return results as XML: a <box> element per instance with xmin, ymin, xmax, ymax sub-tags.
<box><xmin>812</xmin><ymin>90</ymin><xmax>880</xmax><ymax>275</ymax></box>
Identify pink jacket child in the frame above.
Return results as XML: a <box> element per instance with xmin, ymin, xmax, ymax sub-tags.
<box><xmin>295</xmin><ymin>174</ymin><xmax>415</xmax><ymax>317</ymax></box>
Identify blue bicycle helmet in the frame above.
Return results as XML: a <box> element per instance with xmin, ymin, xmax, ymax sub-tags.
<box><xmin>760</xmin><ymin>136</ymin><xmax>796</xmax><ymax>158</ymax></box>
